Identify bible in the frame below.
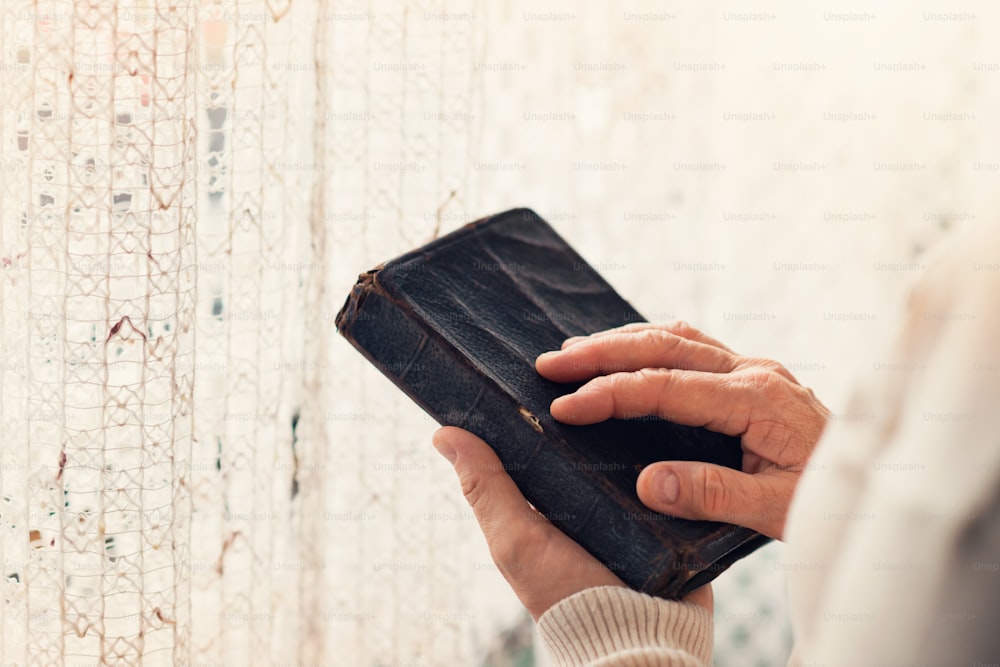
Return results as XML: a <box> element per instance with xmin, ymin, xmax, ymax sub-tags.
<box><xmin>335</xmin><ymin>208</ymin><xmax>770</xmax><ymax>598</ymax></box>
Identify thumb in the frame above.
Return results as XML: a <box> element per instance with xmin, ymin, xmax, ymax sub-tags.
<box><xmin>433</xmin><ymin>426</ymin><xmax>627</xmax><ymax>620</ymax></box>
<box><xmin>636</xmin><ymin>461</ymin><xmax>786</xmax><ymax>539</ymax></box>
<box><xmin>432</xmin><ymin>426</ymin><xmax>535</xmax><ymax>546</ymax></box>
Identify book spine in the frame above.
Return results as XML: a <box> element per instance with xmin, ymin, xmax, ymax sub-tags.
<box><xmin>336</xmin><ymin>275</ymin><xmax>680</xmax><ymax>595</ymax></box>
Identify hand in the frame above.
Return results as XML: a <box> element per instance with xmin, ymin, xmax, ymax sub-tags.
<box><xmin>432</xmin><ymin>426</ymin><xmax>712</xmax><ymax>619</ymax></box>
<box><xmin>535</xmin><ymin>321</ymin><xmax>830</xmax><ymax>540</ymax></box>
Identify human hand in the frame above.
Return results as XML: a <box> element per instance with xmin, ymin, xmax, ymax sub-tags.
<box><xmin>535</xmin><ymin>321</ymin><xmax>830</xmax><ymax>540</ymax></box>
<box><xmin>432</xmin><ymin>426</ymin><xmax>712</xmax><ymax>619</ymax></box>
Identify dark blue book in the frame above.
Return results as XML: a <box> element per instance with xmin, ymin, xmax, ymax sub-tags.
<box><xmin>335</xmin><ymin>208</ymin><xmax>770</xmax><ymax>598</ymax></box>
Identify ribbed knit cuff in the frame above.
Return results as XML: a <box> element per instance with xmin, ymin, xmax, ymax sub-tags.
<box><xmin>537</xmin><ymin>586</ymin><xmax>713</xmax><ymax>667</ymax></box>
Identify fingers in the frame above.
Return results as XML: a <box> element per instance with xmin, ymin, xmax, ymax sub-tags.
<box><xmin>637</xmin><ymin>461</ymin><xmax>789</xmax><ymax>539</ymax></box>
<box><xmin>561</xmin><ymin>321</ymin><xmax>735</xmax><ymax>353</ymax></box>
<box><xmin>550</xmin><ymin>367</ymin><xmax>754</xmax><ymax>434</ymax></box>
<box><xmin>550</xmin><ymin>368</ymin><xmax>815</xmax><ymax>467</ymax></box>
<box><xmin>537</xmin><ymin>328</ymin><xmax>737</xmax><ymax>383</ymax></box>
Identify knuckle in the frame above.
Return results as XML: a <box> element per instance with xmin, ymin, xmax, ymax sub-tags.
<box><xmin>585</xmin><ymin>373</ymin><xmax>616</xmax><ymax>395</ymax></box>
<box><xmin>615</xmin><ymin>368</ymin><xmax>669</xmax><ymax>419</ymax></box>
<box><xmin>695</xmin><ymin>466</ymin><xmax>730</xmax><ymax>518</ymax></box>
<box><xmin>458</xmin><ymin>468</ymin><xmax>487</xmax><ymax>510</ymax></box>
<box><xmin>636</xmin><ymin>328</ymin><xmax>667</xmax><ymax>345</ymax></box>
<box><xmin>634</xmin><ymin>366</ymin><xmax>671</xmax><ymax>382</ymax></box>
<box><xmin>607</xmin><ymin>372</ymin><xmax>636</xmax><ymax>402</ymax></box>
<box><xmin>638</xmin><ymin>329</ymin><xmax>683</xmax><ymax>357</ymax></box>
<box><xmin>642</xmin><ymin>368</ymin><xmax>677</xmax><ymax>418</ymax></box>
<box><xmin>666</xmin><ymin>320</ymin><xmax>698</xmax><ymax>339</ymax></box>
<box><xmin>635</xmin><ymin>367</ymin><xmax>672</xmax><ymax>397</ymax></box>
<box><xmin>609</xmin><ymin>322</ymin><xmax>646</xmax><ymax>338</ymax></box>
<box><xmin>738</xmin><ymin>367</ymin><xmax>785</xmax><ymax>395</ymax></box>
<box><xmin>741</xmin><ymin>357</ymin><xmax>797</xmax><ymax>383</ymax></box>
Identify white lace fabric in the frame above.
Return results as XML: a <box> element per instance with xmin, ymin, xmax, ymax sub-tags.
<box><xmin>1</xmin><ymin>2</ymin><xmax>487</xmax><ymax>664</ymax></box>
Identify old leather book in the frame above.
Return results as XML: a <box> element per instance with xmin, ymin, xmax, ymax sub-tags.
<box><xmin>335</xmin><ymin>208</ymin><xmax>771</xmax><ymax>598</ymax></box>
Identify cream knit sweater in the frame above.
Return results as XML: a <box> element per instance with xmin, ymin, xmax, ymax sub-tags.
<box><xmin>538</xmin><ymin>224</ymin><xmax>1000</xmax><ymax>666</ymax></box>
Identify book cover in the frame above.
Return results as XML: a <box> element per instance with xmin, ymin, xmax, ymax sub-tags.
<box><xmin>335</xmin><ymin>208</ymin><xmax>770</xmax><ymax>598</ymax></box>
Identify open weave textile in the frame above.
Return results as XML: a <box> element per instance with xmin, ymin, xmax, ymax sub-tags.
<box><xmin>0</xmin><ymin>2</ymin><xmax>502</xmax><ymax>664</ymax></box>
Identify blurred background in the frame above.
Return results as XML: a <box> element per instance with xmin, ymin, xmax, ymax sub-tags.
<box><xmin>1</xmin><ymin>1</ymin><xmax>995</xmax><ymax>665</ymax></box>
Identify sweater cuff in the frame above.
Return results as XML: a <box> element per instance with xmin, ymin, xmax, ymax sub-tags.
<box><xmin>538</xmin><ymin>586</ymin><xmax>713</xmax><ymax>666</ymax></box>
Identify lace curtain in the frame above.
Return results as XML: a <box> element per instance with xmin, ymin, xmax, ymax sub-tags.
<box><xmin>0</xmin><ymin>1</ymin><xmax>500</xmax><ymax>664</ymax></box>
<box><xmin>2</xmin><ymin>1</ymin><xmax>990</xmax><ymax>665</ymax></box>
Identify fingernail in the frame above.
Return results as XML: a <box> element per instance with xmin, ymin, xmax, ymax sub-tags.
<box><xmin>537</xmin><ymin>350</ymin><xmax>562</xmax><ymax>362</ymax></box>
<box><xmin>652</xmin><ymin>469</ymin><xmax>680</xmax><ymax>505</ymax></box>
<box><xmin>432</xmin><ymin>437</ymin><xmax>457</xmax><ymax>465</ymax></box>
<box><xmin>562</xmin><ymin>336</ymin><xmax>584</xmax><ymax>348</ymax></box>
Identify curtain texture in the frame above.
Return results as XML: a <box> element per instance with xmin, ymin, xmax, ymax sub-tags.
<box><xmin>1</xmin><ymin>1</ymin><xmax>499</xmax><ymax>664</ymax></box>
